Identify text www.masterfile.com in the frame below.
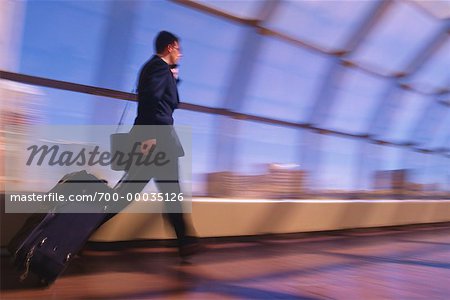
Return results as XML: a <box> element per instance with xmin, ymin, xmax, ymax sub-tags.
<box><xmin>8</xmin><ymin>192</ymin><xmax>185</xmax><ymax>202</ymax></box>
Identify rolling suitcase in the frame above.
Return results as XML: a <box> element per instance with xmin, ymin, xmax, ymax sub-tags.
<box><xmin>13</xmin><ymin>170</ymin><xmax>115</xmax><ymax>285</ymax></box>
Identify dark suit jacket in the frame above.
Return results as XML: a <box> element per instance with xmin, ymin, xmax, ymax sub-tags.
<box><xmin>132</xmin><ymin>55</ymin><xmax>184</xmax><ymax>157</ymax></box>
<box><xmin>135</xmin><ymin>55</ymin><xmax>179</xmax><ymax>126</ymax></box>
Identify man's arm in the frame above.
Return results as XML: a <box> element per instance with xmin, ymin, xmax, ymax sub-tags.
<box><xmin>136</xmin><ymin>62</ymin><xmax>170</xmax><ymax>154</ymax></box>
<box><xmin>138</xmin><ymin>62</ymin><xmax>170</xmax><ymax>103</ymax></box>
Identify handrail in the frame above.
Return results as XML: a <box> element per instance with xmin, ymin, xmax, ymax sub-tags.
<box><xmin>1</xmin><ymin>70</ymin><xmax>449</xmax><ymax>158</ymax></box>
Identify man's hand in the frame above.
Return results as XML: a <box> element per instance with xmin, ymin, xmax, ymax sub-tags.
<box><xmin>140</xmin><ymin>138</ymin><xmax>157</xmax><ymax>155</ymax></box>
<box><xmin>170</xmin><ymin>67</ymin><xmax>179</xmax><ymax>80</ymax></box>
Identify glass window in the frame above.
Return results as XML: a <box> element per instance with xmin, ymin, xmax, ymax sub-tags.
<box><xmin>316</xmin><ymin>135</ymin><xmax>358</xmax><ymax>190</ymax></box>
<box><xmin>265</xmin><ymin>0</ymin><xmax>376</xmax><ymax>51</ymax></box>
<box><xmin>412</xmin><ymin>102</ymin><xmax>449</xmax><ymax>148</ymax></box>
<box><xmin>23</xmin><ymin>86</ymin><xmax>123</xmax><ymax>125</ymax></box>
<box><xmin>234</xmin><ymin>120</ymin><xmax>299</xmax><ymax>174</ymax></box>
<box><xmin>412</xmin><ymin>1</ymin><xmax>450</xmax><ymax>19</ymax></box>
<box><xmin>427</xmin><ymin>109</ymin><xmax>450</xmax><ymax>150</ymax></box>
<box><xmin>192</xmin><ymin>0</ymin><xmax>263</xmax><ymax>20</ymax></box>
<box><xmin>20</xmin><ymin>0</ymin><xmax>247</xmax><ymax>107</ymax></box>
<box><xmin>406</xmin><ymin>38</ymin><xmax>450</xmax><ymax>93</ymax></box>
<box><xmin>323</xmin><ymin>67</ymin><xmax>389</xmax><ymax>134</ymax></box>
<box><xmin>2</xmin><ymin>85</ymin><xmax>135</xmax><ymax>190</ymax></box>
<box><xmin>14</xmin><ymin>0</ymin><xmax>450</xmax><ymax>199</ymax></box>
<box><xmin>356</xmin><ymin>141</ymin><xmax>387</xmax><ymax>190</ymax></box>
<box><xmin>20</xmin><ymin>1</ymin><xmax>109</xmax><ymax>86</ymax></box>
<box><xmin>401</xmin><ymin>151</ymin><xmax>449</xmax><ymax>192</ymax></box>
<box><xmin>130</xmin><ymin>0</ymin><xmax>246</xmax><ymax>108</ymax></box>
<box><xmin>444</xmin><ymin>97</ymin><xmax>450</xmax><ymax>106</ymax></box>
<box><xmin>436</xmin><ymin>156</ymin><xmax>450</xmax><ymax>191</ymax></box>
<box><xmin>172</xmin><ymin>109</ymin><xmax>217</xmax><ymax>196</ymax></box>
<box><xmin>349</xmin><ymin>1</ymin><xmax>441</xmax><ymax>74</ymax></box>
<box><xmin>377</xmin><ymin>144</ymin><xmax>404</xmax><ymax>171</ymax></box>
<box><xmin>241</xmin><ymin>37</ymin><xmax>329</xmax><ymax>122</ymax></box>
<box><xmin>379</xmin><ymin>90</ymin><xmax>430</xmax><ymax>143</ymax></box>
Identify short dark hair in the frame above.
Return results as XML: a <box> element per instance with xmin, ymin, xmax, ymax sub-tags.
<box><xmin>155</xmin><ymin>31</ymin><xmax>179</xmax><ymax>54</ymax></box>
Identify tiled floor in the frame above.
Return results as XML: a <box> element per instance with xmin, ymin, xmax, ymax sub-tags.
<box><xmin>1</xmin><ymin>224</ymin><xmax>449</xmax><ymax>299</ymax></box>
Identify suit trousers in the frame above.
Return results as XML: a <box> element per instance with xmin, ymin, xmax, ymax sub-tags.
<box><xmin>104</xmin><ymin>157</ymin><xmax>188</xmax><ymax>246</ymax></box>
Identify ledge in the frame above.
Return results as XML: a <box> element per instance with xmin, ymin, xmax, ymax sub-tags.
<box><xmin>89</xmin><ymin>198</ymin><xmax>450</xmax><ymax>241</ymax></box>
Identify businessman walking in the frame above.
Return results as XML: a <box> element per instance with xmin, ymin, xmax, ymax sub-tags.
<box><xmin>112</xmin><ymin>31</ymin><xmax>200</xmax><ymax>259</ymax></box>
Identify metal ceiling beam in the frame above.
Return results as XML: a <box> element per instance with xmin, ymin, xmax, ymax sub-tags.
<box><xmin>1</xmin><ymin>69</ymin><xmax>448</xmax><ymax>158</ymax></box>
<box><xmin>294</xmin><ymin>0</ymin><xmax>391</xmax><ymax>187</ymax></box>
<box><xmin>211</xmin><ymin>0</ymin><xmax>281</xmax><ymax>171</ymax></box>
<box><xmin>324</xmin><ymin>1</ymin><xmax>391</xmax><ymax>190</ymax></box>
<box><xmin>406</xmin><ymin>0</ymin><xmax>450</xmax><ymax>20</ymax></box>
<box><xmin>342</xmin><ymin>0</ymin><xmax>392</xmax><ymax>53</ymax></box>
<box><xmin>171</xmin><ymin>0</ymin><xmax>327</xmax><ymax>54</ymax></box>
<box><xmin>409</xmin><ymin>78</ymin><xmax>450</xmax><ymax>144</ymax></box>
<box><xmin>305</xmin><ymin>61</ymin><xmax>343</xmax><ymax>126</ymax></box>
<box><xmin>91</xmin><ymin>0</ymin><xmax>139</xmax><ymax>124</ymax></box>
<box><xmin>437</xmin><ymin>128</ymin><xmax>450</xmax><ymax>153</ymax></box>
<box><xmin>171</xmin><ymin>0</ymin><xmax>449</xmax><ymax>96</ymax></box>
<box><xmin>436</xmin><ymin>78</ymin><xmax>450</xmax><ymax>107</ymax></box>
<box><xmin>408</xmin><ymin>99</ymin><xmax>448</xmax><ymax>147</ymax></box>
<box><xmin>219</xmin><ymin>0</ymin><xmax>280</xmax><ymax>111</ymax></box>
<box><xmin>402</xmin><ymin>23</ymin><xmax>450</xmax><ymax>75</ymax></box>
<box><xmin>256</xmin><ymin>26</ymin><xmax>325</xmax><ymax>54</ymax></box>
<box><xmin>171</xmin><ymin>0</ymin><xmax>255</xmax><ymax>26</ymax></box>
<box><xmin>367</xmin><ymin>21</ymin><xmax>450</xmax><ymax>139</ymax></box>
<box><xmin>365</xmin><ymin>83</ymin><xmax>402</xmax><ymax>138</ymax></box>
<box><xmin>306</xmin><ymin>0</ymin><xmax>392</xmax><ymax>126</ymax></box>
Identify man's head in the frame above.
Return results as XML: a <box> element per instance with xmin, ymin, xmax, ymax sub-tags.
<box><xmin>155</xmin><ymin>31</ymin><xmax>182</xmax><ymax>65</ymax></box>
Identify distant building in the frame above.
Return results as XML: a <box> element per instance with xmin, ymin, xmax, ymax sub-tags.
<box><xmin>206</xmin><ymin>164</ymin><xmax>307</xmax><ymax>199</ymax></box>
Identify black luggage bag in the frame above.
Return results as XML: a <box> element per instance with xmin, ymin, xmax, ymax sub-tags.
<box><xmin>12</xmin><ymin>170</ymin><xmax>115</xmax><ymax>285</ymax></box>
